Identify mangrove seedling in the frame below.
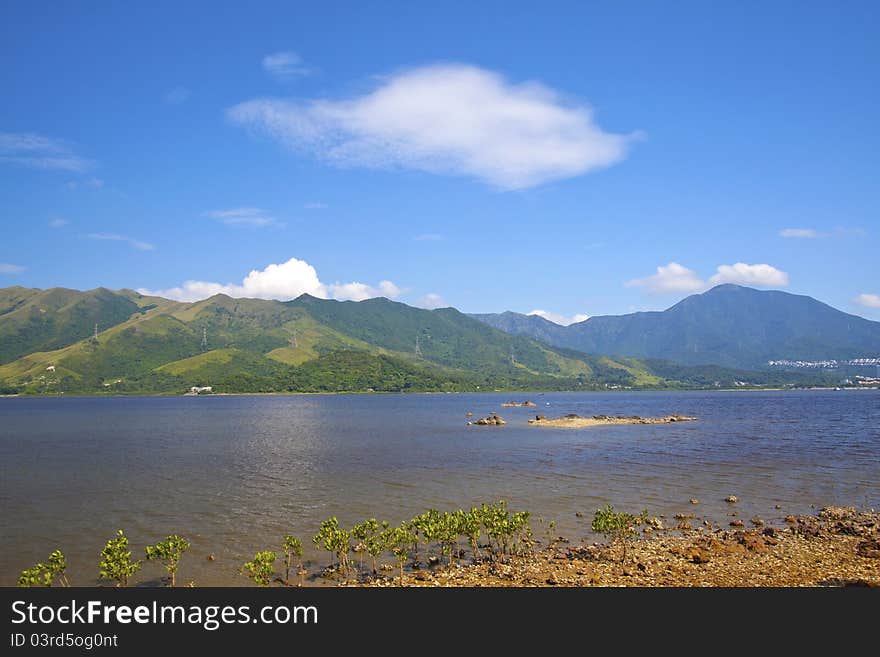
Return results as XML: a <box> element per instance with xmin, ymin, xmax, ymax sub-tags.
<box><xmin>240</xmin><ymin>551</ymin><xmax>277</xmax><ymax>587</ymax></box>
<box><xmin>145</xmin><ymin>534</ymin><xmax>190</xmax><ymax>587</ymax></box>
<box><xmin>591</xmin><ymin>505</ymin><xmax>648</xmax><ymax>562</ymax></box>
<box><xmin>461</xmin><ymin>509</ymin><xmax>482</xmax><ymax>562</ymax></box>
<box><xmin>384</xmin><ymin>524</ymin><xmax>416</xmax><ymax>584</ymax></box>
<box><xmin>282</xmin><ymin>535</ymin><xmax>304</xmax><ymax>586</ymax></box>
<box><xmin>313</xmin><ymin>517</ymin><xmax>351</xmax><ymax>576</ymax></box>
<box><xmin>17</xmin><ymin>549</ymin><xmax>70</xmax><ymax>587</ymax></box>
<box><xmin>364</xmin><ymin>520</ymin><xmax>390</xmax><ymax>575</ymax></box>
<box><xmin>99</xmin><ymin>530</ymin><xmax>141</xmax><ymax>587</ymax></box>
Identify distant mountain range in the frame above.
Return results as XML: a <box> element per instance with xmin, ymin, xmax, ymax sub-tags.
<box><xmin>472</xmin><ymin>284</ymin><xmax>880</xmax><ymax>369</ymax></box>
<box><xmin>0</xmin><ymin>284</ymin><xmax>861</xmax><ymax>395</ymax></box>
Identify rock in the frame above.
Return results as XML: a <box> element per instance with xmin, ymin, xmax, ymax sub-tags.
<box><xmin>739</xmin><ymin>533</ymin><xmax>768</xmax><ymax>553</ymax></box>
<box><xmin>414</xmin><ymin>570</ymin><xmax>430</xmax><ymax>581</ymax></box>
<box><xmin>690</xmin><ymin>498</ymin><xmax>700</xmax><ymax>505</ymax></box>
<box><xmin>762</xmin><ymin>527</ymin><xmax>778</xmax><ymax>538</ymax></box>
<box><xmin>465</xmin><ymin>412</ymin><xmax>473</xmax><ymax>417</ymax></box>
<box><xmin>819</xmin><ymin>506</ymin><xmax>857</xmax><ymax>522</ymax></box>
<box><xmin>730</xmin><ymin>519</ymin><xmax>745</xmax><ymax>528</ymax></box>
<box><xmin>784</xmin><ymin>515</ymin><xmax>798</xmax><ymax>524</ymax></box>
<box><xmin>677</xmin><ymin>521</ymin><xmax>693</xmax><ymax>531</ymax></box>
<box><xmin>685</xmin><ymin>547</ymin><xmax>711</xmax><ymax>564</ymax></box>
<box><xmin>206</xmin><ymin>554</ymin><xmax>215</xmax><ymax>561</ymax></box>
<box><xmin>535</xmin><ymin>414</ymin><xmax>546</xmax><ymax>421</ymax></box>
<box><xmin>775</xmin><ymin>504</ymin><xmax>782</xmax><ymax>510</ymax></box>
<box><xmin>564</xmin><ymin>413</ymin><xmax>581</xmax><ymax>419</ymax></box>
<box><xmin>647</xmin><ymin>517</ymin><xmax>663</xmax><ymax>530</ymax></box>
<box><xmin>725</xmin><ymin>495</ymin><xmax>738</xmax><ymax>504</ymax></box>
<box><xmin>856</xmin><ymin>539</ymin><xmax>880</xmax><ymax>559</ymax></box>
<box><xmin>674</xmin><ymin>513</ymin><xmax>695</xmax><ymax>520</ymax></box>
<box><xmin>575</xmin><ymin>512</ymin><xmax>584</xmax><ymax>518</ymax></box>
<box><xmin>474</xmin><ymin>414</ymin><xmax>506</xmax><ymax>426</ymax></box>
<box><xmin>750</xmin><ymin>517</ymin><xmax>765</xmax><ymax>527</ymax></box>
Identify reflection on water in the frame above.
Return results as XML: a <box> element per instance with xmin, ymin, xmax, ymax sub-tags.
<box><xmin>1</xmin><ymin>390</ymin><xmax>878</xmax><ymax>585</ymax></box>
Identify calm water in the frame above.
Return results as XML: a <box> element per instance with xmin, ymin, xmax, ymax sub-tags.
<box><xmin>1</xmin><ymin>390</ymin><xmax>878</xmax><ymax>586</ymax></box>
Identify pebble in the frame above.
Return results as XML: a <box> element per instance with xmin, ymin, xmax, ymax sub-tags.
<box><xmin>725</xmin><ymin>496</ymin><xmax>738</xmax><ymax>504</ymax></box>
<box><xmin>690</xmin><ymin>499</ymin><xmax>700</xmax><ymax>505</ymax></box>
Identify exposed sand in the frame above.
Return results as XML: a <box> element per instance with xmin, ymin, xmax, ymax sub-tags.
<box><xmin>528</xmin><ymin>414</ymin><xmax>697</xmax><ymax>428</ymax></box>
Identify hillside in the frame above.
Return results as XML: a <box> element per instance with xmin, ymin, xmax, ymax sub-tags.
<box><xmin>472</xmin><ymin>285</ymin><xmax>880</xmax><ymax>369</ymax></box>
<box><xmin>0</xmin><ymin>287</ymin><xmax>666</xmax><ymax>395</ymax></box>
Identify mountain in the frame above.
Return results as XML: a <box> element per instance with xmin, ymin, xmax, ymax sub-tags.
<box><xmin>472</xmin><ymin>285</ymin><xmax>880</xmax><ymax>369</ymax></box>
<box><xmin>0</xmin><ymin>287</ymin><xmax>679</xmax><ymax>395</ymax></box>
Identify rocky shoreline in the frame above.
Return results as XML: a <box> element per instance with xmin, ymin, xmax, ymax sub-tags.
<box><xmin>359</xmin><ymin>507</ymin><xmax>879</xmax><ymax>587</ymax></box>
<box><xmin>528</xmin><ymin>413</ymin><xmax>697</xmax><ymax>428</ymax></box>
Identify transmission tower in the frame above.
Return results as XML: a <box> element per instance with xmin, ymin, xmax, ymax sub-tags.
<box><xmin>92</xmin><ymin>323</ymin><xmax>99</xmax><ymax>342</ymax></box>
<box><xmin>201</xmin><ymin>326</ymin><xmax>208</xmax><ymax>351</ymax></box>
<box><xmin>291</xmin><ymin>328</ymin><xmax>298</xmax><ymax>349</ymax></box>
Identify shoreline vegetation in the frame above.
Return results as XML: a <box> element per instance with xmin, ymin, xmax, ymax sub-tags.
<box><xmin>15</xmin><ymin>502</ymin><xmax>879</xmax><ymax>588</ymax></box>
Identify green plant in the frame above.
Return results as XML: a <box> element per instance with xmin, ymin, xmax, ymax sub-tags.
<box><xmin>240</xmin><ymin>551</ymin><xmax>277</xmax><ymax>587</ymax></box>
<box><xmin>17</xmin><ymin>550</ymin><xmax>70</xmax><ymax>587</ymax></box>
<box><xmin>99</xmin><ymin>530</ymin><xmax>141</xmax><ymax>587</ymax></box>
<box><xmin>145</xmin><ymin>534</ymin><xmax>190</xmax><ymax>587</ymax></box>
<box><xmin>476</xmin><ymin>501</ymin><xmax>532</xmax><ymax>560</ymax></box>
<box><xmin>313</xmin><ymin>517</ymin><xmax>351</xmax><ymax>576</ymax></box>
<box><xmin>282</xmin><ymin>535</ymin><xmax>304</xmax><ymax>586</ymax></box>
<box><xmin>383</xmin><ymin>524</ymin><xmax>416</xmax><ymax>584</ymax></box>
<box><xmin>591</xmin><ymin>505</ymin><xmax>648</xmax><ymax>561</ymax></box>
<box><xmin>460</xmin><ymin>509</ymin><xmax>482</xmax><ymax>561</ymax></box>
<box><xmin>364</xmin><ymin>520</ymin><xmax>390</xmax><ymax>575</ymax></box>
<box><xmin>435</xmin><ymin>511</ymin><xmax>464</xmax><ymax>565</ymax></box>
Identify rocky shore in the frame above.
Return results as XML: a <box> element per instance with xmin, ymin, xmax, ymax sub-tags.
<box><xmin>528</xmin><ymin>413</ymin><xmax>697</xmax><ymax>428</ymax></box>
<box><xmin>360</xmin><ymin>507</ymin><xmax>879</xmax><ymax>587</ymax></box>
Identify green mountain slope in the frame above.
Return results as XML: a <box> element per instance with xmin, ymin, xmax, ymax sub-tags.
<box><xmin>0</xmin><ymin>286</ymin><xmax>841</xmax><ymax>395</ymax></box>
<box><xmin>472</xmin><ymin>285</ymin><xmax>880</xmax><ymax>369</ymax></box>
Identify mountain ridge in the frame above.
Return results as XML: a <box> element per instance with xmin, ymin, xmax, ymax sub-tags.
<box><xmin>471</xmin><ymin>284</ymin><xmax>880</xmax><ymax>369</ymax></box>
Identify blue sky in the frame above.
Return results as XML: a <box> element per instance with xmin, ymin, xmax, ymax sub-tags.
<box><xmin>1</xmin><ymin>1</ymin><xmax>878</xmax><ymax>322</ymax></box>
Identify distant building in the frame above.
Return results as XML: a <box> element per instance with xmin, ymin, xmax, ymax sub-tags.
<box><xmin>189</xmin><ymin>386</ymin><xmax>213</xmax><ymax>394</ymax></box>
<box><xmin>46</xmin><ymin>365</ymin><xmax>55</xmax><ymax>372</ymax></box>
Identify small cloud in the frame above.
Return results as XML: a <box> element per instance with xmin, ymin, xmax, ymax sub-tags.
<box><xmin>229</xmin><ymin>63</ymin><xmax>636</xmax><ymax>190</ymax></box>
<box><xmin>138</xmin><ymin>256</ymin><xmax>401</xmax><ymax>304</ymax></box>
<box><xmin>709</xmin><ymin>263</ymin><xmax>789</xmax><ymax>288</ymax></box>
<box><xmin>779</xmin><ymin>228</ymin><xmax>821</xmax><ymax>239</ymax></box>
<box><xmin>855</xmin><ymin>293</ymin><xmax>880</xmax><ymax>309</ymax></box>
<box><xmin>48</xmin><ymin>217</ymin><xmax>69</xmax><ymax>228</ymax></box>
<box><xmin>0</xmin><ymin>132</ymin><xmax>92</xmax><ymax>172</ymax></box>
<box><xmin>163</xmin><ymin>87</ymin><xmax>191</xmax><ymax>104</ymax></box>
<box><xmin>417</xmin><ymin>293</ymin><xmax>447</xmax><ymax>309</ymax></box>
<box><xmin>88</xmin><ymin>233</ymin><xmax>155</xmax><ymax>251</ymax></box>
<box><xmin>414</xmin><ymin>233</ymin><xmax>443</xmax><ymax>241</ymax></box>
<box><xmin>625</xmin><ymin>262</ymin><xmax>706</xmax><ymax>294</ymax></box>
<box><xmin>203</xmin><ymin>207</ymin><xmax>283</xmax><ymax>227</ymax></box>
<box><xmin>527</xmin><ymin>309</ymin><xmax>589</xmax><ymax>326</ymax></box>
<box><xmin>303</xmin><ymin>201</ymin><xmax>327</xmax><ymax>209</ymax></box>
<box><xmin>329</xmin><ymin>279</ymin><xmax>403</xmax><ymax>301</ymax></box>
<box><xmin>262</xmin><ymin>51</ymin><xmax>311</xmax><ymax>81</ymax></box>
<box><xmin>0</xmin><ymin>262</ymin><xmax>25</xmax><ymax>274</ymax></box>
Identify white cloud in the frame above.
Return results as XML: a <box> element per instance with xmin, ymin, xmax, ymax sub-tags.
<box><xmin>329</xmin><ymin>279</ymin><xmax>403</xmax><ymax>302</ymax></box>
<box><xmin>855</xmin><ymin>293</ymin><xmax>880</xmax><ymax>309</ymax></box>
<box><xmin>262</xmin><ymin>51</ymin><xmax>311</xmax><ymax>81</ymax></box>
<box><xmin>48</xmin><ymin>217</ymin><xmax>69</xmax><ymax>228</ymax></box>
<box><xmin>414</xmin><ymin>233</ymin><xmax>443</xmax><ymax>241</ymax></box>
<box><xmin>204</xmin><ymin>207</ymin><xmax>282</xmax><ymax>227</ymax></box>
<box><xmin>163</xmin><ymin>87</ymin><xmax>191</xmax><ymax>104</ymax></box>
<box><xmin>0</xmin><ymin>263</ymin><xmax>25</xmax><ymax>274</ymax></box>
<box><xmin>527</xmin><ymin>309</ymin><xmax>589</xmax><ymax>326</ymax></box>
<box><xmin>779</xmin><ymin>228</ymin><xmax>820</xmax><ymax>238</ymax></box>
<box><xmin>229</xmin><ymin>63</ymin><xmax>635</xmax><ymax>190</ymax></box>
<box><xmin>0</xmin><ymin>132</ymin><xmax>92</xmax><ymax>172</ymax></box>
<box><xmin>417</xmin><ymin>293</ymin><xmax>447</xmax><ymax>309</ymax></box>
<box><xmin>138</xmin><ymin>257</ymin><xmax>403</xmax><ymax>304</ymax></box>
<box><xmin>88</xmin><ymin>233</ymin><xmax>155</xmax><ymax>251</ymax></box>
<box><xmin>709</xmin><ymin>263</ymin><xmax>789</xmax><ymax>288</ymax></box>
<box><xmin>625</xmin><ymin>262</ymin><xmax>706</xmax><ymax>294</ymax></box>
